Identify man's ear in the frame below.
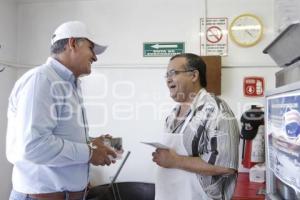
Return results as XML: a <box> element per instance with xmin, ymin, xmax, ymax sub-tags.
<box><xmin>67</xmin><ymin>37</ymin><xmax>77</xmax><ymax>52</ymax></box>
<box><xmin>192</xmin><ymin>70</ymin><xmax>199</xmax><ymax>83</ymax></box>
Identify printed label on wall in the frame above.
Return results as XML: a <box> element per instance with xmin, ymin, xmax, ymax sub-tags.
<box><xmin>200</xmin><ymin>18</ymin><xmax>228</xmax><ymax>56</ymax></box>
<box><xmin>143</xmin><ymin>42</ymin><xmax>185</xmax><ymax>57</ymax></box>
<box><xmin>243</xmin><ymin>77</ymin><xmax>264</xmax><ymax>97</ymax></box>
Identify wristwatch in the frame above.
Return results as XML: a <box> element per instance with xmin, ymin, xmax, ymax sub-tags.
<box><xmin>89</xmin><ymin>142</ymin><xmax>98</xmax><ymax>150</ymax></box>
<box><xmin>88</xmin><ymin>142</ymin><xmax>97</xmax><ymax>161</ymax></box>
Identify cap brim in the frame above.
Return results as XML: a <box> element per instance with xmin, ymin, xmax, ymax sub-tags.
<box><xmin>93</xmin><ymin>44</ymin><xmax>107</xmax><ymax>55</ymax></box>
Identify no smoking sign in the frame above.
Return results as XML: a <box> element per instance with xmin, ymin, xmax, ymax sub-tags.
<box><xmin>206</xmin><ymin>26</ymin><xmax>223</xmax><ymax>43</ymax></box>
<box><xmin>200</xmin><ymin>18</ymin><xmax>228</xmax><ymax>56</ymax></box>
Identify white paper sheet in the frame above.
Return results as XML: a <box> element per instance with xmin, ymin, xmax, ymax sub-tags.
<box><xmin>140</xmin><ymin>142</ymin><xmax>169</xmax><ymax>149</ymax></box>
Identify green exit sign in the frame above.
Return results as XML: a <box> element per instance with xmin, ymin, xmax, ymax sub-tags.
<box><xmin>143</xmin><ymin>42</ymin><xmax>185</xmax><ymax>57</ymax></box>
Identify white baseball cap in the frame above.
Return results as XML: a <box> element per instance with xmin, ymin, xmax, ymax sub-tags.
<box><xmin>51</xmin><ymin>21</ymin><xmax>107</xmax><ymax>55</ymax></box>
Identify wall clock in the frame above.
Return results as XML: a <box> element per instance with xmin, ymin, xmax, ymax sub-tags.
<box><xmin>229</xmin><ymin>13</ymin><xmax>263</xmax><ymax>47</ymax></box>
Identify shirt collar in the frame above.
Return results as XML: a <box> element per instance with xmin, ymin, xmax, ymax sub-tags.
<box><xmin>46</xmin><ymin>57</ymin><xmax>76</xmax><ymax>84</ymax></box>
<box><xmin>170</xmin><ymin>88</ymin><xmax>207</xmax><ymax>117</ymax></box>
<box><xmin>189</xmin><ymin>88</ymin><xmax>207</xmax><ymax>111</ymax></box>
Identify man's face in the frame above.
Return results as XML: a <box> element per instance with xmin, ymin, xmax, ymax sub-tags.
<box><xmin>72</xmin><ymin>39</ymin><xmax>97</xmax><ymax>77</ymax></box>
<box><xmin>166</xmin><ymin>57</ymin><xmax>195</xmax><ymax>103</ymax></box>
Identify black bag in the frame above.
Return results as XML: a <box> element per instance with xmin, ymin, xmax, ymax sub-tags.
<box><xmin>86</xmin><ymin>182</ymin><xmax>155</xmax><ymax>200</ymax></box>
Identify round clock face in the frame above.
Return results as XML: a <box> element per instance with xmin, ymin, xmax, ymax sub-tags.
<box><xmin>229</xmin><ymin>14</ymin><xmax>263</xmax><ymax>47</ymax></box>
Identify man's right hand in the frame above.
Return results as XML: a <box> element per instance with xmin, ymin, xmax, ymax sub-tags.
<box><xmin>89</xmin><ymin>137</ymin><xmax>117</xmax><ymax>166</ymax></box>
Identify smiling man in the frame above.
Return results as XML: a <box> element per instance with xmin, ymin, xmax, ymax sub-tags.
<box><xmin>6</xmin><ymin>21</ymin><xmax>117</xmax><ymax>200</ymax></box>
<box><xmin>152</xmin><ymin>53</ymin><xmax>240</xmax><ymax>200</ymax></box>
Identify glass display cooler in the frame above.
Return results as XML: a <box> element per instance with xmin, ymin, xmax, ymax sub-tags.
<box><xmin>264</xmin><ymin>23</ymin><xmax>300</xmax><ymax>200</ymax></box>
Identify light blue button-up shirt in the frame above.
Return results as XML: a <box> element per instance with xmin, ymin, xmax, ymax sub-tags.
<box><xmin>6</xmin><ymin>57</ymin><xmax>90</xmax><ymax>193</ymax></box>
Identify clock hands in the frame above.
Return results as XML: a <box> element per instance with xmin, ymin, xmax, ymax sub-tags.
<box><xmin>245</xmin><ymin>30</ymin><xmax>254</xmax><ymax>38</ymax></box>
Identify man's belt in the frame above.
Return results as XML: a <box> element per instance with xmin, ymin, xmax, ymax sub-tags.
<box><xmin>28</xmin><ymin>190</ymin><xmax>86</xmax><ymax>200</ymax></box>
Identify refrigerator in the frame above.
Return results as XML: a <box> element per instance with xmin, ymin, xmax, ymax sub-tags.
<box><xmin>264</xmin><ymin>23</ymin><xmax>300</xmax><ymax>200</ymax></box>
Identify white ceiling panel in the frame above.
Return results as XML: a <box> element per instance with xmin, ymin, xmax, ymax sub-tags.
<box><xmin>15</xmin><ymin>0</ymin><xmax>94</xmax><ymax>3</ymax></box>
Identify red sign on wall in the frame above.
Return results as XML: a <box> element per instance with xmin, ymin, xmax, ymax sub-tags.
<box><xmin>243</xmin><ymin>77</ymin><xmax>264</xmax><ymax>97</ymax></box>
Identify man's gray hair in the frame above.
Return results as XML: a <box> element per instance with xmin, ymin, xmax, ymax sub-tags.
<box><xmin>50</xmin><ymin>38</ymin><xmax>85</xmax><ymax>54</ymax></box>
<box><xmin>50</xmin><ymin>39</ymin><xmax>69</xmax><ymax>54</ymax></box>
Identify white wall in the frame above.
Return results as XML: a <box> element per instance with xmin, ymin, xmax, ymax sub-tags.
<box><xmin>0</xmin><ymin>0</ymin><xmax>17</xmax><ymax>62</ymax></box>
<box><xmin>0</xmin><ymin>0</ymin><xmax>17</xmax><ymax>198</ymax></box>
<box><xmin>0</xmin><ymin>68</ymin><xmax>16</xmax><ymax>198</ymax></box>
<box><xmin>16</xmin><ymin>0</ymin><xmax>276</xmax><ymax>66</ymax></box>
<box><xmin>1</xmin><ymin>0</ymin><xmax>278</xmax><ymax>190</ymax></box>
<box><xmin>81</xmin><ymin>67</ymin><xmax>173</xmax><ymax>184</ymax></box>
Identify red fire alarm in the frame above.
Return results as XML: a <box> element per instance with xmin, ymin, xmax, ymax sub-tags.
<box><xmin>243</xmin><ymin>77</ymin><xmax>264</xmax><ymax>97</ymax></box>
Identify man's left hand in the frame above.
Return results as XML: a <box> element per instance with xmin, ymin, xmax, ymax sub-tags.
<box><xmin>152</xmin><ymin>149</ymin><xmax>180</xmax><ymax>168</ymax></box>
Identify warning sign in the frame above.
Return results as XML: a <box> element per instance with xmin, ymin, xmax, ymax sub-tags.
<box><xmin>200</xmin><ymin>18</ymin><xmax>228</xmax><ymax>56</ymax></box>
<box><xmin>206</xmin><ymin>26</ymin><xmax>223</xmax><ymax>43</ymax></box>
<box><xmin>243</xmin><ymin>77</ymin><xmax>264</xmax><ymax>97</ymax></box>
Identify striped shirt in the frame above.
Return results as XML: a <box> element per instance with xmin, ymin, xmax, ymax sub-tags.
<box><xmin>165</xmin><ymin>89</ymin><xmax>240</xmax><ymax>200</ymax></box>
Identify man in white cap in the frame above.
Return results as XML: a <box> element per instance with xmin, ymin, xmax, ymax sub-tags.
<box><xmin>6</xmin><ymin>21</ymin><xmax>117</xmax><ymax>200</ymax></box>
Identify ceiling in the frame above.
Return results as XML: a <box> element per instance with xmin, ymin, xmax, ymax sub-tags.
<box><xmin>15</xmin><ymin>0</ymin><xmax>91</xmax><ymax>3</ymax></box>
